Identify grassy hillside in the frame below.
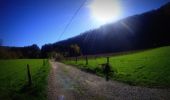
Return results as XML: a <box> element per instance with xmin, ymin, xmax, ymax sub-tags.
<box><xmin>0</xmin><ymin>59</ymin><xmax>50</xmax><ymax>100</ymax></box>
<box><xmin>64</xmin><ymin>46</ymin><xmax>170</xmax><ymax>88</ymax></box>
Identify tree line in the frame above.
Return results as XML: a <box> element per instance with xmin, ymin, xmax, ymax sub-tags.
<box><xmin>0</xmin><ymin>44</ymin><xmax>40</xmax><ymax>59</ymax></box>
<box><xmin>1</xmin><ymin>3</ymin><xmax>170</xmax><ymax>59</ymax></box>
<box><xmin>41</xmin><ymin>44</ymin><xmax>81</xmax><ymax>59</ymax></box>
<box><xmin>41</xmin><ymin>3</ymin><xmax>170</xmax><ymax>55</ymax></box>
<box><xmin>0</xmin><ymin>44</ymin><xmax>81</xmax><ymax>59</ymax></box>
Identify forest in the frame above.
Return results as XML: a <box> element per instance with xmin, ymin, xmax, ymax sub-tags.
<box><xmin>1</xmin><ymin>2</ymin><xmax>170</xmax><ymax>59</ymax></box>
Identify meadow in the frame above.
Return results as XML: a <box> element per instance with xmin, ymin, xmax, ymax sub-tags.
<box><xmin>0</xmin><ymin>59</ymin><xmax>50</xmax><ymax>100</ymax></box>
<box><xmin>64</xmin><ymin>46</ymin><xmax>170</xmax><ymax>88</ymax></box>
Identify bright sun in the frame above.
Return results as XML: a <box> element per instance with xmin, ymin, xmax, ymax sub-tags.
<box><xmin>88</xmin><ymin>0</ymin><xmax>122</xmax><ymax>24</ymax></box>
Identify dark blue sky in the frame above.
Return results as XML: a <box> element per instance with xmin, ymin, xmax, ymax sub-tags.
<box><xmin>0</xmin><ymin>0</ymin><xmax>169</xmax><ymax>47</ymax></box>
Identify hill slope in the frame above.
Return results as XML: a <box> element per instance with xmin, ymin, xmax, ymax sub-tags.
<box><xmin>0</xmin><ymin>59</ymin><xmax>50</xmax><ymax>100</ymax></box>
<box><xmin>64</xmin><ymin>46</ymin><xmax>170</xmax><ymax>87</ymax></box>
<box><xmin>42</xmin><ymin>2</ymin><xmax>170</xmax><ymax>57</ymax></box>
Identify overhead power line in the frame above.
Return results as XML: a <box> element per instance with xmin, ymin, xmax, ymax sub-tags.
<box><xmin>57</xmin><ymin>0</ymin><xmax>87</xmax><ymax>41</ymax></box>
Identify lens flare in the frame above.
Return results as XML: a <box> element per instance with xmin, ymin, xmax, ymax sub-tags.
<box><xmin>88</xmin><ymin>0</ymin><xmax>122</xmax><ymax>24</ymax></box>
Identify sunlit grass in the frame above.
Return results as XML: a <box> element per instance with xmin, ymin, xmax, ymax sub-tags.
<box><xmin>64</xmin><ymin>46</ymin><xmax>170</xmax><ymax>87</ymax></box>
<box><xmin>0</xmin><ymin>59</ymin><xmax>50</xmax><ymax>100</ymax></box>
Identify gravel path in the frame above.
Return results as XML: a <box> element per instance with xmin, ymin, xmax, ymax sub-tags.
<box><xmin>48</xmin><ymin>61</ymin><xmax>170</xmax><ymax>100</ymax></box>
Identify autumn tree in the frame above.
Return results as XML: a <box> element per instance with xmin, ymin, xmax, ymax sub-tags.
<box><xmin>70</xmin><ymin>44</ymin><xmax>81</xmax><ymax>57</ymax></box>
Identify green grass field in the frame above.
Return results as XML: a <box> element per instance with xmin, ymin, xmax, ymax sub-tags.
<box><xmin>0</xmin><ymin>59</ymin><xmax>50</xmax><ymax>100</ymax></box>
<box><xmin>64</xmin><ymin>46</ymin><xmax>170</xmax><ymax>88</ymax></box>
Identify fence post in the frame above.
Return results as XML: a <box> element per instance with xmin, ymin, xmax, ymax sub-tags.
<box><xmin>86</xmin><ymin>56</ymin><xmax>88</xmax><ymax>65</ymax></box>
<box><xmin>107</xmin><ymin>57</ymin><xmax>109</xmax><ymax>64</ymax></box>
<box><xmin>105</xmin><ymin>57</ymin><xmax>110</xmax><ymax>81</ymax></box>
<box><xmin>27</xmin><ymin>64</ymin><xmax>32</xmax><ymax>86</ymax></box>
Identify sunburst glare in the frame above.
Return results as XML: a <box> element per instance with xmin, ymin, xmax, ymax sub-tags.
<box><xmin>88</xmin><ymin>0</ymin><xmax>122</xmax><ymax>24</ymax></box>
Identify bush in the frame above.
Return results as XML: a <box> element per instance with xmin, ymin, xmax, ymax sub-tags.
<box><xmin>55</xmin><ymin>53</ymin><xmax>64</xmax><ymax>61</ymax></box>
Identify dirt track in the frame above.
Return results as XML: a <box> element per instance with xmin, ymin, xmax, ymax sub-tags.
<box><xmin>48</xmin><ymin>61</ymin><xmax>170</xmax><ymax>100</ymax></box>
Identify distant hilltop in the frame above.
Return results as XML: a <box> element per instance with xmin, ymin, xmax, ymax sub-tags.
<box><xmin>40</xmin><ymin>2</ymin><xmax>170</xmax><ymax>57</ymax></box>
<box><xmin>1</xmin><ymin>2</ymin><xmax>170</xmax><ymax>59</ymax></box>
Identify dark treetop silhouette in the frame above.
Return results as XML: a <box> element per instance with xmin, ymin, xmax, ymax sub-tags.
<box><xmin>41</xmin><ymin>2</ymin><xmax>170</xmax><ymax>57</ymax></box>
<box><xmin>0</xmin><ymin>2</ymin><xmax>170</xmax><ymax>59</ymax></box>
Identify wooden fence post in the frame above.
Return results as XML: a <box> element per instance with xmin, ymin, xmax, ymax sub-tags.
<box><xmin>107</xmin><ymin>57</ymin><xmax>109</xmax><ymax>64</ymax></box>
<box><xmin>27</xmin><ymin>64</ymin><xmax>32</xmax><ymax>86</ymax></box>
<box><xmin>86</xmin><ymin>56</ymin><xmax>88</xmax><ymax>65</ymax></box>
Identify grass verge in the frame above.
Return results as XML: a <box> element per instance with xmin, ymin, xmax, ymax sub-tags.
<box><xmin>63</xmin><ymin>46</ymin><xmax>170</xmax><ymax>88</ymax></box>
<box><xmin>0</xmin><ymin>59</ymin><xmax>50</xmax><ymax>100</ymax></box>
